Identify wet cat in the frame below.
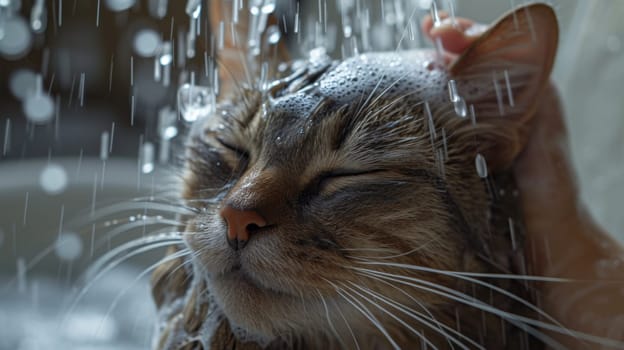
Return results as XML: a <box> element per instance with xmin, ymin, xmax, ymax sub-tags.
<box><xmin>151</xmin><ymin>3</ymin><xmax>559</xmax><ymax>349</ymax></box>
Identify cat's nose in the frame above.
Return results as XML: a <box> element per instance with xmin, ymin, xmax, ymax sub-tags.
<box><xmin>220</xmin><ymin>205</ymin><xmax>268</xmax><ymax>250</ymax></box>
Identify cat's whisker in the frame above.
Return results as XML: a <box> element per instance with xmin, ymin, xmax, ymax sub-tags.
<box><xmin>353</xmin><ymin>73</ymin><xmax>388</xmax><ymax>124</ymax></box>
<box><xmin>346</xmin><ymin>280</ymin><xmax>469</xmax><ymax>350</ymax></box>
<box><xmin>191</xmin><ymin>277</ymin><xmax>213</xmax><ymax>302</ymax></box>
<box><xmin>154</xmin><ymin>246</ymin><xmax>197</xmax><ymax>286</ymax></box>
<box><xmin>62</xmin><ymin>235</ymin><xmax>186</xmax><ymax>327</ymax></box>
<box><xmin>350</xmin><ymin>255</ymin><xmax>599</xmax><ymax>283</ymax></box>
<box><xmin>355</xmin><ymin>73</ymin><xmax>430</xmax><ymax>129</ymax></box>
<box><xmin>393</xmin><ymin>3</ymin><xmax>421</xmax><ymax>52</ymax></box>
<box><xmin>0</xmin><ymin>226</ymin><xmax>183</xmax><ymax>294</ymax></box>
<box><xmin>0</xmin><ymin>244</ymin><xmax>56</xmax><ymax>293</ymax></box>
<box><xmin>86</xmin><ymin>232</ymin><xmax>186</xmax><ymax>280</ymax></box>
<box><xmin>355</xmin><ymin>269</ymin><xmax>564</xmax><ymax>349</ymax></box>
<box><xmin>339</xmin><ymin>281</ymin><xmax>439</xmax><ymax>350</ymax></box>
<box><xmin>323</xmin><ymin>278</ymin><xmax>402</xmax><ymax>350</ymax></box>
<box><xmin>339</xmin><ymin>247</ymin><xmax>397</xmax><ymax>253</ymax></box>
<box><xmin>343</xmin><ymin>237</ymin><xmax>440</xmax><ymax>260</ymax></box>
<box><xmin>361</xmin><ymin>271</ymin><xmax>484</xmax><ymax>350</ymax></box>
<box><xmin>175</xmin><ymin>246</ymin><xmax>217</xmax><ymax>288</ymax></box>
<box><xmin>350</xmin><ymin>259</ymin><xmax>577</xmax><ymax>338</ymax></box>
<box><xmin>163</xmin><ymin>261</ymin><xmax>195</xmax><ymax>292</ymax></box>
<box><xmin>70</xmin><ymin>200</ymin><xmax>196</xmax><ymax>228</ymax></box>
<box><xmin>185</xmin><ymin>197</ymin><xmax>224</xmax><ymax>206</ymax></box>
<box><xmin>317</xmin><ymin>289</ymin><xmax>347</xmax><ymax>349</ymax></box>
<box><xmin>356</xmin><ymin>74</ymin><xmax>406</xmax><ymax>121</ymax></box>
<box><xmin>93</xmin><ymin>218</ymin><xmax>183</xmax><ymax>249</ymax></box>
<box><xmin>93</xmin><ymin>249</ymin><xmax>192</xmax><ymax>337</ymax></box>
<box><xmin>195</xmin><ymin>183</ymin><xmax>233</xmax><ymax>194</ymax></box>
<box><xmin>360</xmin><ymin>89</ymin><xmax>424</xmax><ymax>123</ymax></box>
<box><xmin>356</xmin><ymin>268</ymin><xmax>624</xmax><ymax>349</ymax></box>
<box><xmin>330</xmin><ymin>297</ymin><xmax>362</xmax><ymax>350</ymax></box>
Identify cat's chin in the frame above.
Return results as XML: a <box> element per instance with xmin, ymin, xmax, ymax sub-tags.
<box><xmin>208</xmin><ymin>269</ymin><xmax>314</xmax><ymax>338</ymax></box>
<box><xmin>209</xmin><ymin>272</ymin><xmax>400</xmax><ymax>349</ymax></box>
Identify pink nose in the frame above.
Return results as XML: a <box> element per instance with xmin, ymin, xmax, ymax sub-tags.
<box><xmin>220</xmin><ymin>205</ymin><xmax>268</xmax><ymax>250</ymax></box>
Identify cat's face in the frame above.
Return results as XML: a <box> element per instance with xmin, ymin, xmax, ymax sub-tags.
<box><xmin>183</xmin><ymin>50</ymin><xmax>487</xmax><ymax>338</ymax></box>
<box><xmin>175</xmin><ymin>4</ymin><xmax>558</xmax><ymax>347</ymax></box>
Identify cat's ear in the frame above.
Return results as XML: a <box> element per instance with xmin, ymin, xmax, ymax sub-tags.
<box><xmin>209</xmin><ymin>1</ymin><xmax>290</xmax><ymax>98</ymax></box>
<box><xmin>450</xmin><ymin>4</ymin><xmax>558</xmax><ymax>170</ymax></box>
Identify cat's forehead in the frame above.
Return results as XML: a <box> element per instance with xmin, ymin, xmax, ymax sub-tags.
<box><xmin>272</xmin><ymin>50</ymin><xmax>449</xmax><ymax>117</ymax></box>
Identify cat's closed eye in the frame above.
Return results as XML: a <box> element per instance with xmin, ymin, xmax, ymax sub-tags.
<box><xmin>216</xmin><ymin>137</ymin><xmax>249</xmax><ymax>162</ymax></box>
<box><xmin>200</xmin><ymin>136</ymin><xmax>249</xmax><ymax>174</ymax></box>
<box><xmin>310</xmin><ymin>169</ymin><xmax>388</xmax><ymax>197</ymax></box>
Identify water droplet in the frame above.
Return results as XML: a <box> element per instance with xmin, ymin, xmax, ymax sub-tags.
<box><xmin>453</xmin><ymin>97</ymin><xmax>467</xmax><ymax>118</ymax></box>
<box><xmin>504</xmin><ymin>70</ymin><xmax>515</xmax><ymax>107</ymax></box>
<box><xmin>177</xmin><ymin>83</ymin><xmax>215</xmax><ymax>122</ymax></box>
<box><xmin>141</xmin><ymin>142</ymin><xmax>155</xmax><ymax>174</ymax></box>
<box><xmin>23</xmin><ymin>88</ymin><xmax>55</xmax><ymax>124</ymax></box>
<box><xmin>469</xmin><ymin>104</ymin><xmax>476</xmax><ymax>125</ymax></box>
<box><xmin>159</xmin><ymin>41</ymin><xmax>173</xmax><ymax>66</ymax></box>
<box><xmin>185</xmin><ymin>0</ymin><xmax>201</xmax><ymax>18</ymax></box>
<box><xmin>30</xmin><ymin>0</ymin><xmax>47</xmax><ymax>33</ymax></box>
<box><xmin>0</xmin><ymin>16</ymin><xmax>32</xmax><ymax>60</ymax></box>
<box><xmin>261</xmin><ymin>0</ymin><xmax>276</xmax><ymax>14</ymax></box>
<box><xmin>148</xmin><ymin>0</ymin><xmax>168</xmax><ymax>18</ymax></box>
<box><xmin>266</xmin><ymin>25</ymin><xmax>281</xmax><ymax>45</ymax></box>
<box><xmin>9</xmin><ymin>68</ymin><xmax>36</xmax><ymax>100</ymax></box>
<box><xmin>430</xmin><ymin>0</ymin><xmax>441</xmax><ymax>27</ymax></box>
<box><xmin>39</xmin><ymin>163</ymin><xmax>68</xmax><ymax>195</ymax></box>
<box><xmin>99</xmin><ymin>131</ymin><xmax>110</xmax><ymax>161</ymax></box>
<box><xmin>133</xmin><ymin>29</ymin><xmax>161</xmax><ymax>58</ymax></box>
<box><xmin>158</xmin><ymin>106</ymin><xmax>178</xmax><ymax>139</ymax></box>
<box><xmin>475</xmin><ymin>153</ymin><xmax>488</xmax><ymax>178</ymax></box>
<box><xmin>105</xmin><ymin>0</ymin><xmax>135</xmax><ymax>11</ymax></box>
<box><xmin>55</xmin><ymin>232</ymin><xmax>83</xmax><ymax>261</ymax></box>
<box><xmin>447</xmin><ymin>80</ymin><xmax>460</xmax><ymax>103</ymax></box>
<box><xmin>0</xmin><ymin>0</ymin><xmax>20</xmax><ymax>11</ymax></box>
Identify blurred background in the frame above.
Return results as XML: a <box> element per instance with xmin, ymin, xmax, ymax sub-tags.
<box><xmin>0</xmin><ymin>0</ymin><xmax>622</xmax><ymax>349</ymax></box>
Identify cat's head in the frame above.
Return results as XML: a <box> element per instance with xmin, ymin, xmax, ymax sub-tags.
<box><xmin>172</xmin><ymin>3</ymin><xmax>558</xmax><ymax>347</ymax></box>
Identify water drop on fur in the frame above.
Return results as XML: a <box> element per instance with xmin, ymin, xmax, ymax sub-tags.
<box><xmin>475</xmin><ymin>153</ymin><xmax>488</xmax><ymax>178</ymax></box>
<box><xmin>454</xmin><ymin>97</ymin><xmax>467</xmax><ymax>118</ymax></box>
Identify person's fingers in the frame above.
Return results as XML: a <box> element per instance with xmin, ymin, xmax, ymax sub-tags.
<box><xmin>422</xmin><ymin>13</ymin><xmax>488</xmax><ymax>54</ymax></box>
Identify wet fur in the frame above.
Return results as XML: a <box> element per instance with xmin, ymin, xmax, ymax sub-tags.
<box><xmin>151</xmin><ymin>4</ymin><xmax>558</xmax><ymax>350</ymax></box>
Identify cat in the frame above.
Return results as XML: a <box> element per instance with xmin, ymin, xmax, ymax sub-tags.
<box><xmin>151</xmin><ymin>2</ymin><xmax>559</xmax><ymax>349</ymax></box>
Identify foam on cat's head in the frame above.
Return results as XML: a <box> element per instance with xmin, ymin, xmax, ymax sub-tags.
<box><xmin>272</xmin><ymin>50</ymin><xmax>450</xmax><ymax>119</ymax></box>
<box><xmin>319</xmin><ymin>51</ymin><xmax>448</xmax><ymax>105</ymax></box>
